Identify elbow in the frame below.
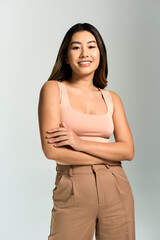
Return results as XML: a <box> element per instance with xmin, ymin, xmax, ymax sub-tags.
<box><xmin>44</xmin><ymin>151</ymin><xmax>53</xmax><ymax>160</ymax></box>
<box><xmin>39</xmin><ymin>136</ymin><xmax>59</xmax><ymax>160</ymax></box>
<box><xmin>43</xmin><ymin>147</ymin><xmax>57</xmax><ymax>160</ymax></box>
<box><xmin>127</xmin><ymin>152</ymin><xmax>134</xmax><ymax>161</ymax></box>
<box><xmin>124</xmin><ymin>142</ymin><xmax>135</xmax><ymax>161</ymax></box>
<box><xmin>127</xmin><ymin>148</ymin><xmax>135</xmax><ymax>161</ymax></box>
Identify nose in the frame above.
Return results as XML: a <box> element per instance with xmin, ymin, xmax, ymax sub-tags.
<box><xmin>80</xmin><ymin>47</ymin><xmax>89</xmax><ymax>58</ymax></box>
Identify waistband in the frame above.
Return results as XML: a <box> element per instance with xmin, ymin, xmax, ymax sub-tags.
<box><xmin>56</xmin><ymin>162</ymin><xmax>122</xmax><ymax>176</ymax></box>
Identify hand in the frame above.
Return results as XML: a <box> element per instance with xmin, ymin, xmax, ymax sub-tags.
<box><xmin>45</xmin><ymin>122</ymin><xmax>84</xmax><ymax>152</ymax></box>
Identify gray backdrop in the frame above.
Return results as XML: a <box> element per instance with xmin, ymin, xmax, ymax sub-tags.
<box><xmin>1</xmin><ymin>0</ymin><xmax>160</xmax><ymax>239</ymax></box>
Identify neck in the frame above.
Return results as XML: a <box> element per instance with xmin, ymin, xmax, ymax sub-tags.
<box><xmin>67</xmin><ymin>72</ymin><xmax>95</xmax><ymax>90</ymax></box>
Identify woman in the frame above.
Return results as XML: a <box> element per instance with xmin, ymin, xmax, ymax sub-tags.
<box><xmin>38</xmin><ymin>23</ymin><xmax>135</xmax><ymax>240</ymax></box>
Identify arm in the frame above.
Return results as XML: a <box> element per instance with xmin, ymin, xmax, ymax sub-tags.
<box><xmin>38</xmin><ymin>81</ymin><xmax>111</xmax><ymax>165</ymax></box>
<box><xmin>49</xmin><ymin>145</ymin><xmax>114</xmax><ymax>165</ymax></box>
<box><xmin>78</xmin><ymin>91</ymin><xmax>135</xmax><ymax>161</ymax></box>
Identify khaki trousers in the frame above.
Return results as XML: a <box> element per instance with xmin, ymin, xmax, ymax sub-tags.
<box><xmin>48</xmin><ymin>163</ymin><xmax>135</xmax><ymax>240</ymax></box>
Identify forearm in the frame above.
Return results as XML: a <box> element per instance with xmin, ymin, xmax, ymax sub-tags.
<box><xmin>79</xmin><ymin>140</ymin><xmax>134</xmax><ymax>161</ymax></box>
<box><xmin>47</xmin><ymin>145</ymin><xmax>111</xmax><ymax>165</ymax></box>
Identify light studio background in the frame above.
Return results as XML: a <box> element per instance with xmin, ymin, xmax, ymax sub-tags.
<box><xmin>1</xmin><ymin>0</ymin><xmax>160</xmax><ymax>239</ymax></box>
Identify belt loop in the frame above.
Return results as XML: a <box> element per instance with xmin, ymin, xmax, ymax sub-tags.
<box><xmin>68</xmin><ymin>165</ymin><xmax>73</xmax><ymax>177</ymax></box>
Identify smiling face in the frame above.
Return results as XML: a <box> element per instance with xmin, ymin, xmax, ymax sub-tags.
<box><xmin>66</xmin><ymin>31</ymin><xmax>100</xmax><ymax>78</ymax></box>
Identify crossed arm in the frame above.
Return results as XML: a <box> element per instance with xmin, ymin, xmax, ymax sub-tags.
<box><xmin>38</xmin><ymin>81</ymin><xmax>135</xmax><ymax>165</ymax></box>
<box><xmin>47</xmin><ymin>140</ymin><xmax>134</xmax><ymax>165</ymax></box>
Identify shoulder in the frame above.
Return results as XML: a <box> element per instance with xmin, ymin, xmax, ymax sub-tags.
<box><xmin>103</xmin><ymin>88</ymin><xmax>122</xmax><ymax>102</ymax></box>
<box><xmin>39</xmin><ymin>80</ymin><xmax>60</xmax><ymax>97</ymax></box>
<box><xmin>103</xmin><ymin>89</ymin><xmax>124</xmax><ymax>113</ymax></box>
<box><xmin>38</xmin><ymin>80</ymin><xmax>62</xmax><ymax>105</ymax></box>
<box><xmin>40</xmin><ymin>80</ymin><xmax>59</xmax><ymax>92</ymax></box>
<box><xmin>108</xmin><ymin>90</ymin><xmax>121</xmax><ymax>100</ymax></box>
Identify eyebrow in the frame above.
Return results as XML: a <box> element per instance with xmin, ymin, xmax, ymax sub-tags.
<box><xmin>70</xmin><ymin>40</ymin><xmax>97</xmax><ymax>46</ymax></box>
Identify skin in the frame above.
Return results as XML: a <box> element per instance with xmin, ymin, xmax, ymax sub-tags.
<box><xmin>65</xmin><ymin>30</ymin><xmax>100</xmax><ymax>85</ymax></box>
<box><xmin>38</xmin><ymin>30</ymin><xmax>135</xmax><ymax>165</ymax></box>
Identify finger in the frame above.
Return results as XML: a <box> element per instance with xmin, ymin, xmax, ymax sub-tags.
<box><xmin>46</xmin><ymin>130</ymin><xmax>68</xmax><ymax>139</ymax></box>
<box><xmin>46</xmin><ymin>128</ymin><xmax>60</xmax><ymax>133</ymax></box>
<box><xmin>46</xmin><ymin>129</ymin><xmax>57</xmax><ymax>133</ymax></box>
<box><xmin>48</xmin><ymin>136</ymin><xmax>68</xmax><ymax>143</ymax></box>
<box><xmin>53</xmin><ymin>140</ymin><xmax>69</xmax><ymax>147</ymax></box>
<box><xmin>45</xmin><ymin>135</ymin><xmax>52</xmax><ymax>139</ymax></box>
<box><xmin>46</xmin><ymin>127</ymin><xmax>66</xmax><ymax>133</ymax></box>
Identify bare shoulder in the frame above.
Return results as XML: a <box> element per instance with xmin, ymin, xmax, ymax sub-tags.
<box><xmin>107</xmin><ymin>89</ymin><xmax>121</xmax><ymax>101</ymax></box>
<box><xmin>40</xmin><ymin>80</ymin><xmax>59</xmax><ymax>95</ymax></box>
<box><xmin>39</xmin><ymin>80</ymin><xmax>61</xmax><ymax>104</ymax></box>
<box><xmin>105</xmin><ymin>89</ymin><xmax>124</xmax><ymax>113</ymax></box>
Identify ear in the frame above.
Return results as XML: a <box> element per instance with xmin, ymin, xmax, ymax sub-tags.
<box><xmin>65</xmin><ymin>55</ymin><xmax>70</xmax><ymax>64</ymax></box>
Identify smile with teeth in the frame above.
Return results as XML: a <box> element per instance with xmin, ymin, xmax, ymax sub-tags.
<box><xmin>78</xmin><ymin>61</ymin><xmax>92</xmax><ymax>66</ymax></box>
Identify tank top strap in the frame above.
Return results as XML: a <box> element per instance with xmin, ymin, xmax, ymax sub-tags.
<box><xmin>55</xmin><ymin>80</ymin><xmax>65</xmax><ymax>104</ymax></box>
<box><xmin>101</xmin><ymin>89</ymin><xmax>113</xmax><ymax>115</ymax></box>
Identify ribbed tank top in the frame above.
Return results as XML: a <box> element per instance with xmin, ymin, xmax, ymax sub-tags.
<box><xmin>55</xmin><ymin>80</ymin><xmax>114</xmax><ymax>143</ymax></box>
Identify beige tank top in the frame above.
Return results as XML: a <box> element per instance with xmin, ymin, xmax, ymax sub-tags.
<box><xmin>55</xmin><ymin>80</ymin><xmax>114</xmax><ymax>143</ymax></box>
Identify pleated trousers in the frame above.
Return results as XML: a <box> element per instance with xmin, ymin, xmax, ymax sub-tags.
<box><xmin>48</xmin><ymin>162</ymin><xmax>135</xmax><ymax>240</ymax></box>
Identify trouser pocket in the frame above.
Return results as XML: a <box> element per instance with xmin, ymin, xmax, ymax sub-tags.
<box><xmin>109</xmin><ymin>166</ymin><xmax>132</xmax><ymax>196</ymax></box>
<box><xmin>53</xmin><ymin>173</ymin><xmax>74</xmax><ymax>202</ymax></box>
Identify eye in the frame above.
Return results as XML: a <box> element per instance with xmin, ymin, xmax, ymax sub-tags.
<box><xmin>72</xmin><ymin>46</ymin><xmax>80</xmax><ymax>50</ymax></box>
<box><xmin>89</xmin><ymin>46</ymin><xmax>96</xmax><ymax>48</ymax></box>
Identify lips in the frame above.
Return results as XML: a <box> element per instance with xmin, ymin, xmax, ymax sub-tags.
<box><xmin>78</xmin><ymin>61</ymin><xmax>92</xmax><ymax>64</ymax></box>
<box><xmin>78</xmin><ymin>61</ymin><xmax>92</xmax><ymax>66</ymax></box>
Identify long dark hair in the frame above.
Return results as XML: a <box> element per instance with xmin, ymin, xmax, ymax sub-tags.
<box><xmin>48</xmin><ymin>23</ymin><xmax>108</xmax><ymax>88</ymax></box>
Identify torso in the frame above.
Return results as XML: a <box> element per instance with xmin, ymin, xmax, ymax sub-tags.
<box><xmin>61</xmin><ymin>80</ymin><xmax>108</xmax><ymax>115</ymax></box>
<box><xmin>55</xmin><ymin>80</ymin><xmax>114</xmax><ymax>165</ymax></box>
